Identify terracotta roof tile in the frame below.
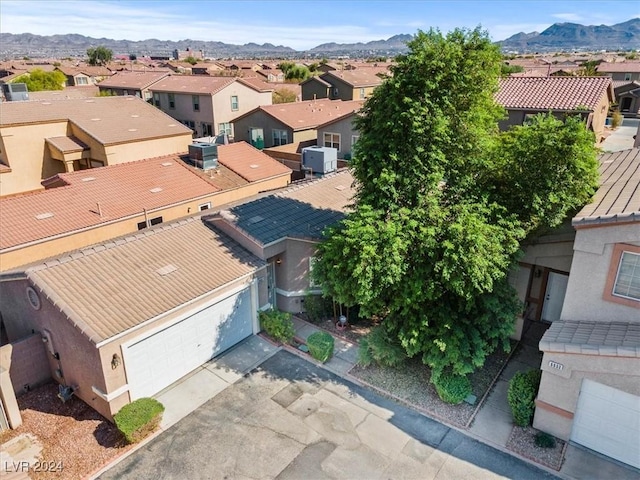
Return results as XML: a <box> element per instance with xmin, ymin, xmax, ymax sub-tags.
<box><xmin>97</xmin><ymin>71</ymin><xmax>169</xmax><ymax>89</ymax></box>
<box><xmin>322</xmin><ymin>69</ymin><xmax>387</xmax><ymax>87</ymax></box>
<box><xmin>0</xmin><ymin>157</ymin><xmax>218</xmax><ymax>250</ymax></box>
<box><xmin>496</xmin><ymin>76</ymin><xmax>613</xmax><ymax>111</ymax></box>
<box><xmin>26</xmin><ymin>217</ymin><xmax>264</xmax><ymax>344</ymax></box>
<box><xmin>238</xmin><ymin>100</ymin><xmax>363</xmax><ymax>131</ymax></box>
<box><xmin>0</xmin><ymin>96</ymin><xmax>193</xmax><ymax>144</ymax></box>
<box><xmin>216</xmin><ymin>142</ymin><xmax>291</xmax><ymax>182</ymax></box>
<box><xmin>27</xmin><ymin>86</ymin><xmax>100</xmax><ymax>100</ymax></box>
<box><xmin>597</xmin><ymin>62</ymin><xmax>640</xmax><ymax>73</ymax></box>
<box><xmin>540</xmin><ymin>320</ymin><xmax>640</xmax><ymax>357</ymax></box>
<box><xmin>149</xmin><ymin>75</ymin><xmax>260</xmax><ymax>95</ymax></box>
<box><xmin>573</xmin><ymin>148</ymin><xmax>640</xmax><ymax>227</ymax></box>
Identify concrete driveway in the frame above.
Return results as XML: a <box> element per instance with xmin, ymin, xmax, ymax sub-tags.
<box><xmin>99</xmin><ymin>351</ymin><xmax>558</xmax><ymax>480</ymax></box>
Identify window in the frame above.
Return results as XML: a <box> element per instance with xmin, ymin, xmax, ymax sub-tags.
<box><xmin>202</xmin><ymin>123</ymin><xmax>213</xmax><ymax>137</ymax></box>
<box><xmin>359</xmin><ymin>88</ymin><xmax>366</xmax><ymax>99</ymax></box>
<box><xmin>137</xmin><ymin>216</ymin><xmax>163</xmax><ymax>230</ymax></box>
<box><xmin>218</xmin><ymin>122</ymin><xmax>232</xmax><ymax>136</ymax></box>
<box><xmin>613</xmin><ymin>252</ymin><xmax>640</xmax><ymax>301</ymax></box>
<box><xmin>231</xmin><ymin>95</ymin><xmax>239</xmax><ymax>111</ymax></box>
<box><xmin>272</xmin><ymin>129</ymin><xmax>289</xmax><ymax>146</ymax></box>
<box><xmin>168</xmin><ymin>93</ymin><xmax>175</xmax><ymax>109</ymax></box>
<box><xmin>76</xmin><ymin>76</ymin><xmax>88</xmax><ymax>85</ymax></box>
<box><xmin>192</xmin><ymin>95</ymin><xmax>200</xmax><ymax>112</ymax></box>
<box><xmin>199</xmin><ymin>202</ymin><xmax>211</xmax><ymax>211</ymax></box>
<box><xmin>323</xmin><ymin>132</ymin><xmax>341</xmax><ymax>151</ymax></box>
<box><xmin>624</xmin><ymin>73</ymin><xmax>632</xmax><ymax>81</ymax></box>
<box><xmin>153</xmin><ymin>92</ymin><xmax>161</xmax><ymax>108</ymax></box>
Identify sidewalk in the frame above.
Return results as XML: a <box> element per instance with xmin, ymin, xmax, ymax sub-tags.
<box><xmin>290</xmin><ymin>316</ymin><xmax>639</xmax><ymax>480</ymax></box>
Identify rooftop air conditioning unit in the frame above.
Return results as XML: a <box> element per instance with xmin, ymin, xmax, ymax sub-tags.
<box><xmin>301</xmin><ymin>146</ymin><xmax>337</xmax><ymax>175</ymax></box>
<box><xmin>2</xmin><ymin>83</ymin><xmax>29</xmax><ymax>101</ymax></box>
<box><xmin>188</xmin><ymin>142</ymin><xmax>218</xmax><ymax>170</ymax></box>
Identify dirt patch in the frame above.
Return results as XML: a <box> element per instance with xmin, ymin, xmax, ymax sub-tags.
<box><xmin>506</xmin><ymin>425</ymin><xmax>566</xmax><ymax>470</ymax></box>
<box><xmin>298</xmin><ymin>314</ymin><xmax>376</xmax><ymax>344</ymax></box>
<box><xmin>0</xmin><ymin>382</ymin><xmax>133</xmax><ymax>480</ymax></box>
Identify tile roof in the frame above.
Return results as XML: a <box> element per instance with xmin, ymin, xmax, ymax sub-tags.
<box><xmin>237</xmin><ymin>100</ymin><xmax>364</xmax><ymax>131</ymax></box>
<box><xmin>217</xmin><ymin>170</ymin><xmax>354</xmax><ymax>245</ymax></box>
<box><xmin>148</xmin><ymin>75</ymin><xmax>261</xmax><ymax>95</ymax></box>
<box><xmin>316</xmin><ymin>110</ymin><xmax>358</xmax><ymax>129</ymax></box>
<box><xmin>26</xmin><ymin>217</ymin><xmax>264</xmax><ymax>344</ymax></box>
<box><xmin>573</xmin><ymin>148</ymin><xmax>640</xmax><ymax>227</ymax></box>
<box><xmin>597</xmin><ymin>62</ymin><xmax>640</xmax><ymax>73</ymax></box>
<box><xmin>96</xmin><ymin>71</ymin><xmax>169</xmax><ymax>90</ymax></box>
<box><xmin>27</xmin><ymin>86</ymin><xmax>100</xmax><ymax>100</ymax></box>
<box><xmin>45</xmin><ymin>136</ymin><xmax>89</xmax><ymax>153</ymax></box>
<box><xmin>323</xmin><ymin>69</ymin><xmax>387</xmax><ymax>87</ymax></box>
<box><xmin>55</xmin><ymin>65</ymin><xmax>113</xmax><ymax>77</ymax></box>
<box><xmin>216</xmin><ymin>142</ymin><xmax>291</xmax><ymax>182</ymax></box>
<box><xmin>235</xmin><ymin>76</ymin><xmax>275</xmax><ymax>92</ymax></box>
<box><xmin>0</xmin><ymin>96</ymin><xmax>193</xmax><ymax>144</ymax></box>
<box><xmin>496</xmin><ymin>76</ymin><xmax>613</xmax><ymax>111</ymax></box>
<box><xmin>0</xmin><ymin>157</ymin><xmax>218</xmax><ymax>251</ymax></box>
<box><xmin>539</xmin><ymin>320</ymin><xmax>640</xmax><ymax>357</ymax></box>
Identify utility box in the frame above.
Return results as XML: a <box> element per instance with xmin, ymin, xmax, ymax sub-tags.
<box><xmin>301</xmin><ymin>146</ymin><xmax>337</xmax><ymax>174</ymax></box>
<box><xmin>188</xmin><ymin>143</ymin><xmax>218</xmax><ymax>170</ymax></box>
<box><xmin>2</xmin><ymin>83</ymin><xmax>29</xmax><ymax>101</ymax></box>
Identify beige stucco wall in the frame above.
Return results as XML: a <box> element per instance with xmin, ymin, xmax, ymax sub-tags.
<box><xmin>273</xmin><ymin>238</ymin><xmax>318</xmax><ymax>313</ymax></box>
<box><xmin>0</xmin><ymin>333</ymin><xmax>51</xmax><ymax>394</ymax></box>
<box><xmin>212</xmin><ymin>83</ymin><xmax>272</xmax><ymax>137</ymax></box>
<box><xmin>561</xmin><ymin>224</ymin><xmax>640</xmax><ymax>323</ymax></box>
<box><xmin>534</xmin><ymin>351</ymin><xmax>640</xmax><ymax>439</ymax></box>
<box><xmin>590</xmin><ymin>93</ymin><xmax>611</xmax><ymax>143</ymax></box>
<box><xmin>0</xmin><ymin>174</ymin><xmax>290</xmax><ymax>272</ymax></box>
<box><xmin>103</xmin><ymin>134</ymin><xmax>192</xmax><ymax>165</ymax></box>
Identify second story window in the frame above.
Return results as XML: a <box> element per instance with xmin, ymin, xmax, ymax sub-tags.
<box><xmin>323</xmin><ymin>132</ymin><xmax>340</xmax><ymax>151</ymax></box>
<box><xmin>168</xmin><ymin>93</ymin><xmax>175</xmax><ymax>109</ymax></box>
<box><xmin>218</xmin><ymin>122</ymin><xmax>232</xmax><ymax>135</ymax></box>
<box><xmin>613</xmin><ymin>251</ymin><xmax>640</xmax><ymax>301</ymax></box>
<box><xmin>359</xmin><ymin>88</ymin><xmax>365</xmax><ymax>99</ymax></box>
<box><xmin>192</xmin><ymin>95</ymin><xmax>200</xmax><ymax>112</ymax></box>
<box><xmin>153</xmin><ymin>92</ymin><xmax>161</xmax><ymax>108</ymax></box>
<box><xmin>231</xmin><ymin>95</ymin><xmax>239</xmax><ymax>111</ymax></box>
<box><xmin>624</xmin><ymin>73</ymin><xmax>632</xmax><ymax>81</ymax></box>
<box><xmin>272</xmin><ymin>129</ymin><xmax>288</xmax><ymax>146</ymax></box>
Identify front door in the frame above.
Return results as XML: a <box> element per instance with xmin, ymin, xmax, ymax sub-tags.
<box><xmin>541</xmin><ymin>272</ymin><xmax>569</xmax><ymax>322</ymax></box>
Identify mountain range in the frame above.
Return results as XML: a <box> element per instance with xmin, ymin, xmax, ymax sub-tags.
<box><xmin>1</xmin><ymin>19</ymin><xmax>638</xmax><ymax>59</ymax></box>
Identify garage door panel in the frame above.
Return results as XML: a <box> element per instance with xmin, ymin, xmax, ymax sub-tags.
<box><xmin>124</xmin><ymin>288</ymin><xmax>253</xmax><ymax>400</ymax></box>
<box><xmin>572</xmin><ymin>379</ymin><xmax>640</xmax><ymax>469</ymax></box>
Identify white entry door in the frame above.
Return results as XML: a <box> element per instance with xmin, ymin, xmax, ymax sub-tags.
<box><xmin>541</xmin><ymin>272</ymin><xmax>569</xmax><ymax>322</ymax></box>
<box><xmin>572</xmin><ymin>380</ymin><xmax>640</xmax><ymax>469</ymax></box>
<box><xmin>124</xmin><ymin>287</ymin><xmax>254</xmax><ymax>400</ymax></box>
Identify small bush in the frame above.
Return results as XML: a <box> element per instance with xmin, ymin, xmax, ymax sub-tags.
<box><xmin>508</xmin><ymin>369</ymin><xmax>542</xmax><ymax>427</ymax></box>
<box><xmin>114</xmin><ymin>398</ymin><xmax>164</xmax><ymax>444</ymax></box>
<box><xmin>535</xmin><ymin>431</ymin><xmax>557</xmax><ymax>449</ymax></box>
<box><xmin>306</xmin><ymin>331</ymin><xmax>334</xmax><ymax>363</ymax></box>
<box><xmin>304</xmin><ymin>294</ymin><xmax>333</xmax><ymax>323</ymax></box>
<box><xmin>611</xmin><ymin>111</ymin><xmax>623</xmax><ymax>129</ymax></box>
<box><xmin>358</xmin><ymin>326</ymin><xmax>407</xmax><ymax>368</ymax></box>
<box><xmin>259</xmin><ymin>309</ymin><xmax>295</xmax><ymax>344</ymax></box>
<box><xmin>431</xmin><ymin>371</ymin><xmax>472</xmax><ymax>404</ymax></box>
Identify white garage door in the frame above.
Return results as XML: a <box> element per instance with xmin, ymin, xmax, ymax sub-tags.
<box><xmin>124</xmin><ymin>287</ymin><xmax>253</xmax><ymax>400</ymax></box>
<box><xmin>571</xmin><ymin>379</ymin><xmax>640</xmax><ymax>469</ymax></box>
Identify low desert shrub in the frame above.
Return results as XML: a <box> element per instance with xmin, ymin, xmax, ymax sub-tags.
<box><xmin>508</xmin><ymin>369</ymin><xmax>542</xmax><ymax>427</ymax></box>
<box><xmin>535</xmin><ymin>431</ymin><xmax>557</xmax><ymax>449</ymax></box>
<box><xmin>304</xmin><ymin>294</ymin><xmax>333</xmax><ymax>323</ymax></box>
<box><xmin>358</xmin><ymin>326</ymin><xmax>407</xmax><ymax>367</ymax></box>
<box><xmin>611</xmin><ymin>111</ymin><xmax>623</xmax><ymax>129</ymax></box>
<box><xmin>431</xmin><ymin>371</ymin><xmax>472</xmax><ymax>404</ymax></box>
<box><xmin>114</xmin><ymin>398</ymin><xmax>164</xmax><ymax>444</ymax></box>
<box><xmin>306</xmin><ymin>331</ymin><xmax>334</xmax><ymax>363</ymax></box>
<box><xmin>259</xmin><ymin>309</ymin><xmax>295</xmax><ymax>344</ymax></box>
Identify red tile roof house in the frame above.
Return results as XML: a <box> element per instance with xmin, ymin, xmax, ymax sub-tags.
<box><xmin>96</xmin><ymin>71</ymin><xmax>170</xmax><ymax>102</ymax></box>
<box><xmin>525</xmin><ymin>148</ymin><xmax>640</xmax><ymax>470</ymax></box>
<box><xmin>596</xmin><ymin>61</ymin><xmax>640</xmax><ymax>83</ymax></box>
<box><xmin>300</xmin><ymin>69</ymin><xmax>387</xmax><ymax>101</ymax></box>
<box><xmin>54</xmin><ymin>65</ymin><xmax>114</xmax><ymax>86</ymax></box>
<box><xmin>0</xmin><ymin>96</ymin><xmax>195</xmax><ymax>197</ymax></box>
<box><xmin>495</xmin><ymin>76</ymin><xmax>614</xmax><ymax>144</ymax></box>
<box><xmin>0</xmin><ymin>170</ymin><xmax>351</xmax><ymax>423</ymax></box>
<box><xmin>231</xmin><ymin>99</ymin><xmax>363</xmax><ymax>150</ymax></box>
<box><xmin>148</xmin><ymin>75</ymin><xmax>273</xmax><ymax>139</ymax></box>
<box><xmin>0</xmin><ymin>142</ymin><xmax>291</xmax><ymax>272</ymax></box>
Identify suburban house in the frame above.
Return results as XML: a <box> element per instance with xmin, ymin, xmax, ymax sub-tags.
<box><xmin>613</xmin><ymin>81</ymin><xmax>640</xmax><ymax>117</ymax></box>
<box><xmin>96</xmin><ymin>71</ymin><xmax>169</xmax><ymax>101</ymax></box>
<box><xmin>54</xmin><ymin>65</ymin><xmax>113</xmax><ymax>86</ymax></box>
<box><xmin>520</xmin><ymin>148</ymin><xmax>639</xmax><ymax>469</ymax></box>
<box><xmin>300</xmin><ymin>69</ymin><xmax>386</xmax><ymax>101</ymax></box>
<box><xmin>173</xmin><ymin>48</ymin><xmax>204</xmax><ymax>61</ymax></box>
<box><xmin>495</xmin><ymin>76</ymin><xmax>614</xmax><ymax>143</ymax></box>
<box><xmin>0</xmin><ymin>96</ymin><xmax>194</xmax><ymax>197</ymax></box>
<box><xmin>316</xmin><ymin>109</ymin><xmax>361</xmax><ymax>160</ymax></box>
<box><xmin>0</xmin><ymin>141</ymin><xmax>291</xmax><ymax>271</ymax></box>
<box><xmin>148</xmin><ymin>75</ymin><xmax>272</xmax><ymax>138</ymax></box>
<box><xmin>232</xmin><ymin>99</ymin><xmax>363</xmax><ymax>150</ymax></box>
<box><xmin>596</xmin><ymin>61</ymin><xmax>640</xmax><ymax>82</ymax></box>
<box><xmin>0</xmin><ymin>170</ymin><xmax>350</xmax><ymax>423</ymax></box>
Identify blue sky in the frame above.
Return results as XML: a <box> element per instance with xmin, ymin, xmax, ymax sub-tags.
<box><xmin>1</xmin><ymin>0</ymin><xmax>638</xmax><ymax>50</ymax></box>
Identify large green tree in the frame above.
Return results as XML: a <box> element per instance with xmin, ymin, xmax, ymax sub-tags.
<box><xmin>87</xmin><ymin>46</ymin><xmax>113</xmax><ymax>66</ymax></box>
<box><xmin>13</xmin><ymin>69</ymin><xmax>66</xmax><ymax>91</ymax></box>
<box><xmin>313</xmin><ymin>28</ymin><xmax>599</xmax><ymax>377</ymax></box>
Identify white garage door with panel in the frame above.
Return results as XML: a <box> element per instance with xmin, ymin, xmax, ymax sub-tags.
<box><xmin>571</xmin><ymin>379</ymin><xmax>640</xmax><ymax>469</ymax></box>
<box><xmin>124</xmin><ymin>286</ymin><xmax>254</xmax><ymax>400</ymax></box>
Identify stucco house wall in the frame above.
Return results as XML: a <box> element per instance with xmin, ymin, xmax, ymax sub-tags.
<box><xmin>233</xmin><ymin>110</ymin><xmax>291</xmax><ymax>149</ymax></box>
<box><xmin>317</xmin><ymin>115</ymin><xmax>358</xmax><ymax>159</ymax></box>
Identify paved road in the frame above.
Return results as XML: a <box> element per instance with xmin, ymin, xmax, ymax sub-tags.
<box><xmin>99</xmin><ymin>351</ymin><xmax>558</xmax><ymax>480</ymax></box>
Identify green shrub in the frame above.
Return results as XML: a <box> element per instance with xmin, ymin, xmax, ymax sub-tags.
<box><xmin>259</xmin><ymin>309</ymin><xmax>294</xmax><ymax>344</ymax></box>
<box><xmin>306</xmin><ymin>331</ymin><xmax>334</xmax><ymax>363</ymax></box>
<box><xmin>358</xmin><ymin>326</ymin><xmax>407</xmax><ymax>367</ymax></box>
<box><xmin>611</xmin><ymin>111</ymin><xmax>623</xmax><ymax>129</ymax></box>
<box><xmin>535</xmin><ymin>431</ymin><xmax>557</xmax><ymax>449</ymax></box>
<box><xmin>431</xmin><ymin>371</ymin><xmax>472</xmax><ymax>404</ymax></box>
<box><xmin>507</xmin><ymin>369</ymin><xmax>542</xmax><ymax>426</ymax></box>
<box><xmin>114</xmin><ymin>398</ymin><xmax>164</xmax><ymax>444</ymax></box>
<box><xmin>304</xmin><ymin>294</ymin><xmax>333</xmax><ymax>323</ymax></box>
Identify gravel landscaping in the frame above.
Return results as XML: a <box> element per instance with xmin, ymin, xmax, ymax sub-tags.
<box><xmin>507</xmin><ymin>426</ymin><xmax>566</xmax><ymax>471</ymax></box>
<box><xmin>0</xmin><ymin>382</ymin><xmax>133</xmax><ymax>480</ymax></box>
